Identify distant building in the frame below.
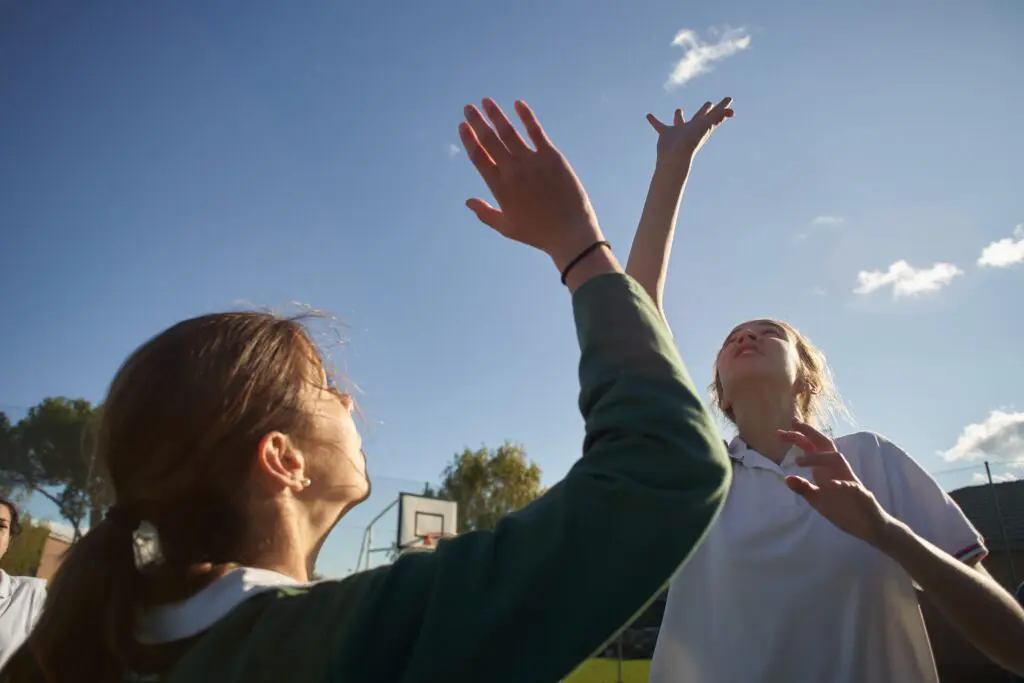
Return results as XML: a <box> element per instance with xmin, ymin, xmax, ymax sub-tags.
<box><xmin>34</xmin><ymin>522</ymin><xmax>75</xmax><ymax>581</ymax></box>
<box><xmin>922</xmin><ymin>479</ymin><xmax>1024</xmax><ymax>683</ymax></box>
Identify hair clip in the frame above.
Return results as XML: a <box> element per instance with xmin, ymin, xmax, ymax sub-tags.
<box><xmin>132</xmin><ymin>520</ymin><xmax>165</xmax><ymax>572</ymax></box>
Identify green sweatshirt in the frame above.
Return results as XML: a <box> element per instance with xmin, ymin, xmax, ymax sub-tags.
<box><xmin>29</xmin><ymin>273</ymin><xmax>731</xmax><ymax>683</ymax></box>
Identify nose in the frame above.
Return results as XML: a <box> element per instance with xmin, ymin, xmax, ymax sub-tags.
<box><xmin>735</xmin><ymin>329</ymin><xmax>758</xmax><ymax>345</ymax></box>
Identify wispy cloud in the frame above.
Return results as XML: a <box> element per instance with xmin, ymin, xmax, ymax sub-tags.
<box><xmin>942</xmin><ymin>410</ymin><xmax>1024</xmax><ymax>462</ymax></box>
<box><xmin>977</xmin><ymin>224</ymin><xmax>1024</xmax><ymax>268</ymax></box>
<box><xmin>971</xmin><ymin>471</ymin><xmax>1019</xmax><ymax>484</ymax></box>
<box><xmin>795</xmin><ymin>214</ymin><xmax>845</xmax><ymax>242</ymax></box>
<box><xmin>665</xmin><ymin>26</ymin><xmax>752</xmax><ymax>90</ymax></box>
<box><xmin>811</xmin><ymin>215</ymin><xmax>844</xmax><ymax>228</ymax></box>
<box><xmin>853</xmin><ymin>260</ymin><xmax>963</xmax><ymax>298</ymax></box>
<box><xmin>447</xmin><ymin>143</ymin><xmax>461</xmax><ymax>158</ymax></box>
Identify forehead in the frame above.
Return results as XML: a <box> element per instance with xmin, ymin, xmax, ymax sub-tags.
<box><xmin>0</xmin><ymin>506</ymin><xmax>11</xmax><ymax>522</ymax></box>
<box><xmin>723</xmin><ymin>319</ymin><xmax>788</xmax><ymax>342</ymax></box>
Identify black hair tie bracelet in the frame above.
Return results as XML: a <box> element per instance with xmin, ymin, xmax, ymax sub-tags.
<box><xmin>560</xmin><ymin>240</ymin><xmax>611</xmax><ymax>286</ymax></box>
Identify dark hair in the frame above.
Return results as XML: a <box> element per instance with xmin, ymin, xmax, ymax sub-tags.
<box><xmin>12</xmin><ymin>312</ymin><xmax>329</xmax><ymax>682</ymax></box>
<box><xmin>0</xmin><ymin>498</ymin><xmax>21</xmax><ymax>537</ymax></box>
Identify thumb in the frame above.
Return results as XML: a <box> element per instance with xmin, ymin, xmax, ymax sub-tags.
<box><xmin>465</xmin><ymin>198</ymin><xmax>504</xmax><ymax>230</ymax></box>
<box><xmin>785</xmin><ymin>475</ymin><xmax>819</xmax><ymax>500</ymax></box>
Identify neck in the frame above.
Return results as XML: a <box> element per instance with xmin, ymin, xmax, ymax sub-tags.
<box><xmin>248</xmin><ymin>501</ymin><xmax>321</xmax><ymax>582</ymax></box>
<box><xmin>731</xmin><ymin>388</ymin><xmax>798</xmax><ymax>464</ymax></box>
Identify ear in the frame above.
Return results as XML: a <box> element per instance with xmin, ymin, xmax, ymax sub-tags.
<box><xmin>255</xmin><ymin>431</ymin><xmax>309</xmax><ymax>493</ymax></box>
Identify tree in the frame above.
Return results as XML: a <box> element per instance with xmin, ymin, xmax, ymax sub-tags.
<box><xmin>0</xmin><ymin>413</ymin><xmax>15</xmax><ymax>500</ymax></box>
<box><xmin>424</xmin><ymin>442</ymin><xmax>544</xmax><ymax>533</ymax></box>
<box><xmin>0</xmin><ymin>398</ymin><xmax>110</xmax><ymax>541</ymax></box>
<box><xmin>0</xmin><ymin>515</ymin><xmax>50</xmax><ymax>577</ymax></box>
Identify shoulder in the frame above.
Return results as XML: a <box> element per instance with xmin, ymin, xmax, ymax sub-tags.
<box><xmin>169</xmin><ymin>569</ymin><xmax>393</xmax><ymax>682</ymax></box>
<box><xmin>9</xmin><ymin>575</ymin><xmax>47</xmax><ymax>597</ymax></box>
<box><xmin>835</xmin><ymin>430</ymin><xmax>914</xmax><ymax>459</ymax></box>
<box><xmin>835</xmin><ymin>430</ymin><xmax>899</xmax><ymax>450</ymax></box>
<box><xmin>834</xmin><ymin>431</ymin><xmax>917</xmax><ymax>489</ymax></box>
<box><xmin>835</xmin><ymin>430</ymin><xmax>898</xmax><ymax>461</ymax></box>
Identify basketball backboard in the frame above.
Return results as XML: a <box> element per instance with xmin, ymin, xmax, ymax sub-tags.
<box><xmin>397</xmin><ymin>493</ymin><xmax>457</xmax><ymax>554</ymax></box>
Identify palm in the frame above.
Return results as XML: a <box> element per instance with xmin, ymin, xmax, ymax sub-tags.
<box><xmin>646</xmin><ymin>97</ymin><xmax>734</xmax><ymax>162</ymax></box>
<box><xmin>779</xmin><ymin>421</ymin><xmax>891</xmax><ymax>546</ymax></box>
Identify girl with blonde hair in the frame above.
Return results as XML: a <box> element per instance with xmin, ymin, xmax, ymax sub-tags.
<box><xmin>628</xmin><ymin>98</ymin><xmax>1024</xmax><ymax>682</ymax></box>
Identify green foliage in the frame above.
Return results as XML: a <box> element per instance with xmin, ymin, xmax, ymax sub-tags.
<box><xmin>0</xmin><ymin>516</ymin><xmax>50</xmax><ymax>577</ymax></box>
<box><xmin>425</xmin><ymin>442</ymin><xmax>544</xmax><ymax>533</ymax></box>
<box><xmin>0</xmin><ymin>399</ymin><xmax>109</xmax><ymax>540</ymax></box>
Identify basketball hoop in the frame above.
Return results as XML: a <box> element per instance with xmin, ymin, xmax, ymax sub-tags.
<box><xmin>399</xmin><ymin>532</ymin><xmax>454</xmax><ymax>555</ymax></box>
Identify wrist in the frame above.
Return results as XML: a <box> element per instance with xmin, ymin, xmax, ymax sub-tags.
<box><xmin>871</xmin><ymin>515</ymin><xmax>911</xmax><ymax>556</ymax></box>
<box><xmin>653</xmin><ymin>155</ymin><xmax>693</xmax><ymax>180</ymax></box>
<box><xmin>562</xmin><ymin>245</ymin><xmax>621</xmax><ymax>292</ymax></box>
<box><xmin>547</xmin><ymin>223</ymin><xmax>606</xmax><ymax>273</ymax></box>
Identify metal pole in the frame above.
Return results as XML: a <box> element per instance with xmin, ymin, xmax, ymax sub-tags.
<box><xmin>359</xmin><ymin>498</ymin><xmax>400</xmax><ymax>571</ymax></box>
<box><xmin>355</xmin><ymin>528</ymin><xmax>369</xmax><ymax>573</ymax></box>
<box><xmin>616</xmin><ymin>634</ymin><xmax>623</xmax><ymax>683</ymax></box>
<box><xmin>984</xmin><ymin>461</ymin><xmax>1019</xmax><ymax>586</ymax></box>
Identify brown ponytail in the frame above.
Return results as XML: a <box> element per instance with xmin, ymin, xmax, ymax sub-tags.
<box><xmin>4</xmin><ymin>312</ymin><xmax>330</xmax><ymax>682</ymax></box>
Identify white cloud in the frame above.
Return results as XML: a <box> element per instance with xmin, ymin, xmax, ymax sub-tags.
<box><xmin>665</xmin><ymin>26</ymin><xmax>751</xmax><ymax>90</ymax></box>
<box><xmin>971</xmin><ymin>471</ymin><xmax>1019</xmax><ymax>484</ymax></box>
<box><xmin>977</xmin><ymin>224</ymin><xmax>1024</xmax><ymax>268</ymax></box>
<box><xmin>943</xmin><ymin>410</ymin><xmax>1024</xmax><ymax>462</ymax></box>
<box><xmin>812</xmin><ymin>215</ymin><xmax>845</xmax><ymax>228</ymax></box>
<box><xmin>447</xmin><ymin>143</ymin><xmax>461</xmax><ymax>157</ymax></box>
<box><xmin>795</xmin><ymin>215</ymin><xmax>845</xmax><ymax>242</ymax></box>
<box><xmin>853</xmin><ymin>260</ymin><xmax>963</xmax><ymax>298</ymax></box>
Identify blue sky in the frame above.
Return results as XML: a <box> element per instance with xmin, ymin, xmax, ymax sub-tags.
<box><xmin>1</xmin><ymin>1</ymin><xmax>1022</xmax><ymax>577</ymax></box>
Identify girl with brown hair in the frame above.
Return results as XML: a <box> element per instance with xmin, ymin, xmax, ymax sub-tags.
<box><xmin>2</xmin><ymin>99</ymin><xmax>731</xmax><ymax>683</ymax></box>
<box><xmin>629</xmin><ymin>98</ymin><xmax>1024</xmax><ymax>682</ymax></box>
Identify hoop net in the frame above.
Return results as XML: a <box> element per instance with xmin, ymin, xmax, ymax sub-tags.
<box><xmin>401</xmin><ymin>532</ymin><xmax>454</xmax><ymax>555</ymax></box>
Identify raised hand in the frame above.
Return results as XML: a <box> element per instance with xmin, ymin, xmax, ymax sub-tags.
<box><xmin>778</xmin><ymin>420</ymin><xmax>893</xmax><ymax>547</ymax></box>
<box><xmin>460</xmin><ymin>99</ymin><xmax>604</xmax><ymax>273</ymax></box>
<box><xmin>646</xmin><ymin>97</ymin><xmax>734</xmax><ymax>166</ymax></box>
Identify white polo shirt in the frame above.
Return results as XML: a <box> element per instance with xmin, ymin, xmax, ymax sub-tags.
<box><xmin>0</xmin><ymin>570</ymin><xmax>46</xmax><ymax>669</ymax></box>
<box><xmin>650</xmin><ymin>431</ymin><xmax>985</xmax><ymax>683</ymax></box>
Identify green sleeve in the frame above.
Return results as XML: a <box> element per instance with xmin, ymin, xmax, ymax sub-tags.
<box><xmin>334</xmin><ymin>273</ymin><xmax>730</xmax><ymax>683</ymax></box>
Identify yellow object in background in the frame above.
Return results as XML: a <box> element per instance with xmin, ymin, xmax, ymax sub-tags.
<box><xmin>565</xmin><ymin>659</ymin><xmax>651</xmax><ymax>683</ymax></box>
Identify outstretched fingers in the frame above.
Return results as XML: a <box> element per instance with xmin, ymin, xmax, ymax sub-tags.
<box><xmin>777</xmin><ymin>429</ymin><xmax>818</xmax><ymax>454</ymax></box>
<box><xmin>459</xmin><ymin>122</ymin><xmax>497</xmax><ymax>184</ymax></box>
<box><xmin>789</xmin><ymin>419</ymin><xmax>836</xmax><ymax>452</ymax></box>
<box><xmin>482</xmin><ymin>99</ymin><xmax>531</xmax><ymax>156</ymax></box>
<box><xmin>464</xmin><ymin>104</ymin><xmax>513</xmax><ymax>167</ymax></box>
<box><xmin>785</xmin><ymin>475</ymin><xmax>819</xmax><ymax>498</ymax></box>
<box><xmin>646</xmin><ymin>113</ymin><xmax>667</xmax><ymax>133</ymax></box>
<box><xmin>514</xmin><ymin>100</ymin><xmax>553</xmax><ymax>151</ymax></box>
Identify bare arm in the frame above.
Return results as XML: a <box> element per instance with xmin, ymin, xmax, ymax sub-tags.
<box><xmin>878</xmin><ymin>521</ymin><xmax>1024</xmax><ymax>676</ymax></box>
<box><xmin>626</xmin><ymin>160</ymin><xmax>691</xmax><ymax>313</ymax></box>
<box><xmin>784</xmin><ymin>428</ymin><xmax>1024</xmax><ymax>678</ymax></box>
<box><xmin>625</xmin><ymin>99</ymin><xmax>734</xmax><ymax>316</ymax></box>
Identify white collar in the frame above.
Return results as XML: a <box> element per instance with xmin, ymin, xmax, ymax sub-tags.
<box><xmin>135</xmin><ymin>567</ymin><xmax>315</xmax><ymax>645</ymax></box>
<box><xmin>726</xmin><ymin>436</ymin><xmax>804</xmax><ymax>472</ymax></box>
<box><xmin>0</xmin><ymin>570</ymin><xmax>10</xmax><ymax>600</ymax></box>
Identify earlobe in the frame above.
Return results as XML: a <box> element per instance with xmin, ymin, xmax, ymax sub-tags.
<box><xmin>256</xmin><ymin>431</ymin><xmax>308</xmax><ymax>491</ymax></box>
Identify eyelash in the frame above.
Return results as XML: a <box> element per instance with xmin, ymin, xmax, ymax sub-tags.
<box><xmin>725</xmin><ymin>328</ymin><xmax>784</xmax><ymax>345</ymax></box>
